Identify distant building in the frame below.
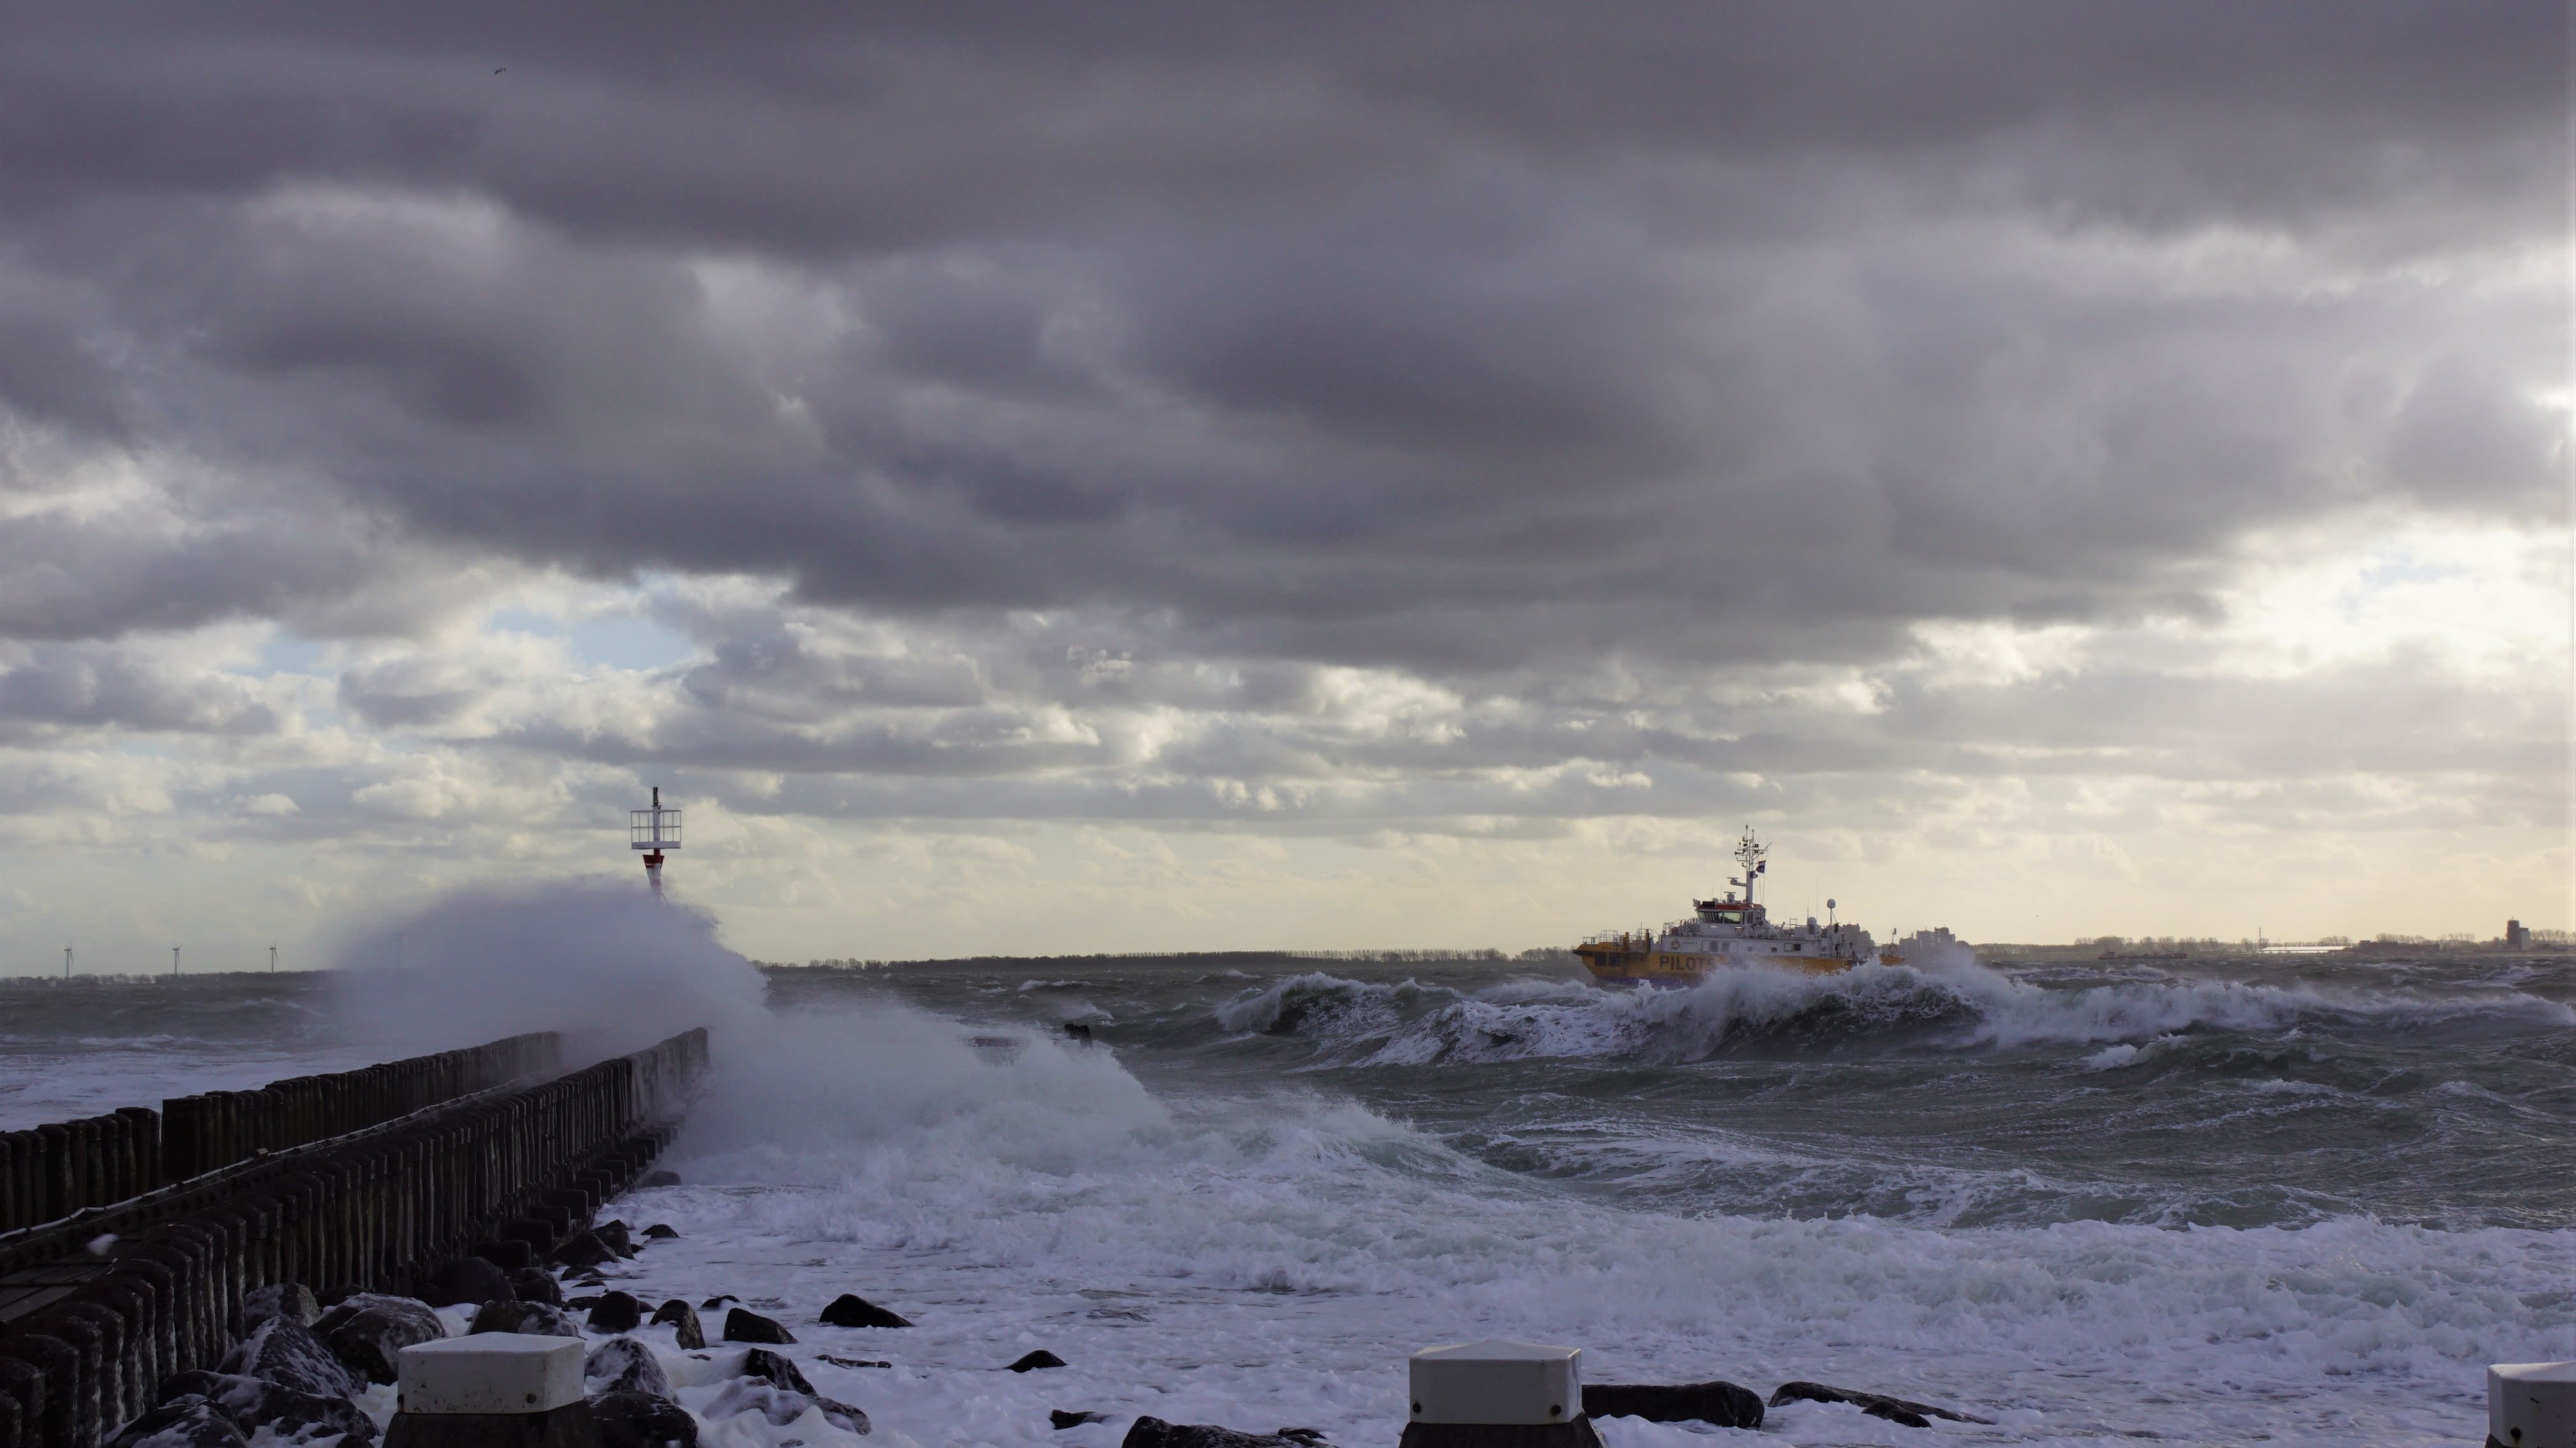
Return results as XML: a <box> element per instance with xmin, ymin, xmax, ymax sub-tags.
<box><xmin>2505</xmin><ymin>919</ymin><xmax>2533</xmax><ymax>950</ymax></box>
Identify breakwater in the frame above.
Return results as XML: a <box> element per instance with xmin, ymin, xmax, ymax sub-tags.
<box><xmin>0</xmin><ymin>1028</ymin><xmax>708</xmax><ymax>1447</ymax></box>
<box><xmin>0</xmin><ymin>1033</ymin><xmax>560</xmax><ymax>1235</ymax></box>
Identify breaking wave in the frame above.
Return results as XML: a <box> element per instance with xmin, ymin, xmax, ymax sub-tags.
<box><xmin>1213</xmin><ymin>959</ymin><xmax>2575</xmax><ymax>1065</ymax></box>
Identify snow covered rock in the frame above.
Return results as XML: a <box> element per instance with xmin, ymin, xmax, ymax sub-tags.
<box><xmin>586</xmin><ymin>1337</ymin><xmax>674</xmax><ymax>1400</ymax></box>
<box><xmin>216</xmin><ymin>1317</ymin><xmax>358</xmax><ymax>1400</ymax></box>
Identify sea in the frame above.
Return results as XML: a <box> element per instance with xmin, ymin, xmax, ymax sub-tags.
<box><xmin>5</xmin><ymin>934</ymin><xmax>2571</xmax><ymax>1448</ymax></box>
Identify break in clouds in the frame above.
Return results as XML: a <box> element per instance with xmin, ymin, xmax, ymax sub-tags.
<box><xmin>0</xmin><ymin>4</ymin><xmax>2565</xmax><ymax>957</ymax></box>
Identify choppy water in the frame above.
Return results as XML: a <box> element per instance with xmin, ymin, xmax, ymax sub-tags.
<box><xmin>6</xmin><ymin>948</ymin><xmax>2571</xmax><ymax>1448</ymax></box>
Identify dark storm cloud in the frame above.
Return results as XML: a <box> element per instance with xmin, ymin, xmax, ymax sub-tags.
<box><xmin>0</xmin><ymin>1</ymin><xmax>2560</xmax><ymax>792</ymax></box>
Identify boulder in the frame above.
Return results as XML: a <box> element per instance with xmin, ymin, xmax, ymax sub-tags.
<box><xmin>470</xmin><ymin>1300</ymin><xmax>583</xmax><ymax>1337</ymax></box>
<box><xmin>701</xmin><ymin>1295</ymin><xmax>738</xmax><ymax>1310</ymax></box>
<box><xmin>1583</xmin><ymin>1382</ymin><xmax>1763</xmax><ymax>1430</ymax></box>
<box><xmin>590</xmin><ymin>1291</ymin><xmax>646</xmax><ymax>1333</ymax></box>
<box><xmin>740</xmin><ymin>1348</ymin><xmax>815</xmax><ymax>1395</ymax></box>
<box><xmin>1053</xmin><ymin>1410</ymin><xmax>1108</xmax><ymax>1430</ymax></box>
<box><xmin>643</xmin><ymin>1224</ymin><xmax>679</xmax><ymax>1241</ymax></box>
<box><xmin>595</xmin><ymin>1220</ymin><xmax>636</xmax><ymax>1256</ymax></box>
<box><xmin>471</xmin><ymin>1239</ymin><xmax>537</xmax><ymax>1272</ymax></box>
<box><xmin>818</xmin><ymin>1356</ymin><xmax>889</xmax><ymax>1370</ymax></box>
<box><xmin>1008</xmin><ymin>1350</ymin><xmax>1068</xmax><ymax>1373</ymax></box>
<box><xmin>1277</xmin><ymin>1434</ymin><xmax>1330</xmax><ymax>1446</ymax></box>
<box><xmin>724</xmin><ymin>1308</ymin><xmax>796</xmax><ymax>1344</ymax></box>
<box><xmin>820</xmin><ymin>1294</ymin><xmax>912</xmax><ymax>1329</ymax></box>
<box><xmin>155</xmin><ymin>1369</ymin><xmax>378</xmax><ymax>1445</ymax></box>
<box><xmin>554</xmin><ymin>1230</ymin><xmax>620</xmax><ymax>1269</ymax></box>
<box><xmin>107</xmin><ymin>1396</ymin><xmax>249</xmax><ymax>1448</ymax></box>
<box><xmin>510</xmin><ymin>1267</ymin><xmax>566</xmax><ymax>1306</ymax></box>
<box><xmin>650</xmin><ymin>1300</ymin><xmax>706</xmax><ymax>1350</ymax></box>
<box><xmin>216</xmin><ymin>1316</ymin><xmax>358</xmax><ymax>1400</ymax></box>
<box><xmin>704</xmin><ymin>1379</ymin><xmax>869</xmax><ymax>1432</ymax></box>
<box><xmin>586</xmin><ymin>1337</ymin><xmax>674</xmax><ymax>1400</ymax></box>
<box><xmin>314</xmin><ymin>1294</ymin><xmax>446</xmax><ymax>1384</ymax></box>
<box><xmin>421</xmin><ymin>1255</ymin><xmax>516</xmax><ymax>1310</ymax></box>
<box><xmin>591</xmin><ymin>1388</ymin><xmax>701</xmax><ymax>1448</ymax></box>
<box><xmin>1767</xmin><ymin>1382</ymin><xmax>1991</xmax><ymax>1427</ymax></box>
<box><xmin>1121</xmin><ymin>1419</ymin><xmax>1315</xmax><ymax>1448</ymax></box>
<box><xmin>237</xmin><ymin>1283</ymin><xmax>320</xmax><ymax>1333</ymax></box>
<box><xmin>638</xmin><ymin>1170</ymin><xmax>682</xmax><ymax>1188</ymax></box>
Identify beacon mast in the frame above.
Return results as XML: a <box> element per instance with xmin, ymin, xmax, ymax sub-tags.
<box><xmin>630</xmin><ymin>786</ymin><xmax>681</xmax><ymax>899</ymax></box>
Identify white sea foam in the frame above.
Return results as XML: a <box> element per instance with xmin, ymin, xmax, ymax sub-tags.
<box><xmin>604</xmin><ymin>996</ymin><xmax>2573</xmax><ymax>1448</ymax></box>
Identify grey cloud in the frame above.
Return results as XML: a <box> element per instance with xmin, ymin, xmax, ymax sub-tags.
<box><xmin>0</xmin><ymin>2</ymin><xmax>2560</xmax><ymax>871</ymax></box>
<box><xmin>0</xmin><ymin>642</ymin><xmax>279</xmax><ymax>736</ymax></box>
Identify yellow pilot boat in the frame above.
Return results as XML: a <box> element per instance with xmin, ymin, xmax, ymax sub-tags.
<box><xmin>1574</xmin><ymin>828</ymin><xmax>1882</xmax><ymax>987</ymax></box>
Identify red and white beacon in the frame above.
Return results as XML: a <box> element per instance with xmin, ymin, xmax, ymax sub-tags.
<box><xmin>630</xmin><ymin>786</ymin><xmax>681</xmax><ymax>899</ymax></box>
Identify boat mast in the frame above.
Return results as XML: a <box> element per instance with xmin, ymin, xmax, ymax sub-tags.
<box><xmin>1731</xmin><ymin>827</ymin><xmax>1768</xmax><ymax>911</ymax></box>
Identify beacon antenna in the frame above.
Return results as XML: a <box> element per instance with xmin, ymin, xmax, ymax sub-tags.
<box><xmin>631</xmin><ymin>785</ymin><xmax>681</xmax><ymax>900</ymax></box>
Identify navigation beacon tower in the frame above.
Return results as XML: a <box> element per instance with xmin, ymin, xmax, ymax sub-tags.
<box><xmin>630</xmin><ymin>786</ymin><xmax>680</xmax><ymax>899</ymax></box>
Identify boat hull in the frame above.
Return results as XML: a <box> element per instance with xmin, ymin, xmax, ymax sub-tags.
<box><xmin>1574</xmin><ymin>945</ymin><xmax>1854</xmax><ymax>987</ymax></box>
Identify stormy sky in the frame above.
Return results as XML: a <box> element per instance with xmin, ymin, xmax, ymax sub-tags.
<box><xmin>2</xmin><ymin>3</ymin><xmax>2566</xmax><ymax>968</ymax></box>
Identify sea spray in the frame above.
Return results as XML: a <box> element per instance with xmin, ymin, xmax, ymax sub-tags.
<box><xmin>324</xmin><ymin>878</ymin><xmax>768</xmax><ymax>1060</ymax></box>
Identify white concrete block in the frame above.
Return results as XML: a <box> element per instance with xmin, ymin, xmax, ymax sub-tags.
<box><xmin>398</xmin><ymin>1333</ymin><xmax>586</xmax><ymax>1415</ymax></box>
<box><xmin>1410</xmin><ymin>1340</ymin><xmax>1582</xmax><ymax>1425</ymax></box>
<box><xmin>2491</xmin><ymin>1362</ymin><xmax>2576</xmax><ymax>1448</ymax></box>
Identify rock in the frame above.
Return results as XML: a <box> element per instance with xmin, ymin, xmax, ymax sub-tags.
<box><xmin>1063</xmin><ymin>1023</ymin><xmax>1094</xmax><ymax>1042</ymax></box>
<box><xmin>590</xmin><ymin>1290</ymin><xmax>646</xmax><ymax>1333</ymax></box>
<box><xmin>586</xmin><ymin>1337</ymin><xmax>674</xmax><ymax>1400</ymax></box>
<box><xmin>817</xmin><ymin>1398</ymin><xmax>873</xmax><ymax>1435</ymax></box>
<box><xmin>567</xmin><ymin>1296</ymin><xmax>605</xmax><ymax>1312</ymax></box>
<box><xmin>724</xmin><ymin>1307</ymin><xmax>796</xmax><ymax>1344</ymax></box>
<box><xmin>638</xmin><ymin>1170</ymin><xmax>681</xmax><ymax>1188</ymax></box>
<box><xmin>1583</xmin><ymin>1381</ymin><xmax>1764</xmax><ymax>1430</ymax></box>
<box><xmin>595</xmin><ymin>1220</ymin><xmax>636</xmax><ymax>1256</ymax></box>
<box><xmin>107</xmin><ymin>1396</ymin><xmax>250</xmax><ymax>1448</ymax></box>
<box><xmin>314</xmin><ymin>1294</ymin><xmax>445</xmax><ymax>1384</ymax></box>
<box><xmin>554</xmin><ymin>1229</ymin><xmax>620</xmax><ymax>1269</ymax></box>
<box><xmin>701</xmin><ymin>1295</ymin><xmax>739</xmax><ymax>1310</ymax></box>
<box><xmin>705</xmin><ymin>1380</ymin><xmax>841</xmax><ymax>1430</ymax></box>
<box><xmin>1767</xmin><ymin>1382</ymin><xmax>1990</xmax><ymax>1427</ymax></box>
<box><xmin>237</xmin><ymin>1283</ymin><xmax>320</xmax><ymax>1333</ymax></box>
<box><xmin>155</xmin><ymin>1369</ymin><xmax>378</xmax><ymax>1445</ymax></box>
<box><xmin>216</xmin><ymin>1316</ymin><xmax>359</xmax><ymax>1400</ymax></box>
<box><xmin>643</xmin><ymin>1224</ymin><xmax>679</xmax><ymax>1240</ymax></box>
<box><xmin>651</xmin><ymin>1299</ymin><xmax>707</xmax><ymax>1350</ymax></box>
<box><xmin>818</xmin><ymin>1356</ymin><xmax>890</xmax><ymax>1370</ymax></box>
<box><xmin>820</xmin><ymin>1294</ymin><xmax>913</xmax><ymax>1329</ymax></box>
<box><xmin>1277</xmin><ymin>1433</ymin><xmax>1330</xmax><ymax>1446</ymax></box>
<box><xmin>592</xmin><ymin>1388</ymin><xmax>701</xmax><ymax>1448</ymax></box>
<box><xmin>470</xmin><ymin>1300</ymin><xmax>584</xmax><ymax>1337</ymax></box>
<box><xmin>510</xmin><ymin>1267</ymin><xmax>566</xmax><ymax>1306</ymax></box>
<box><xmin>421</xmin><ymin>1255</ymin><xmax>516</xmax><ymax>1310</ymax></box>
<box><xmin>472</xmin><ymin>1239</ymin><xmax>537</xmax><ymax>1272</ymax></box>
<box><xmin>740</xmin><ymin>1348</ymin><xmax>815</xmax><ymax>1395</ymax></box>
<box><xmin>1008</xmin><ymin>1350</ymin><xmax>1068</xmax><ymax>1372</ymax></box>
<box><xmin>1054</xmin><ymin>1410</ymin><xmax>1108</xmax><ymax>1430</ymax></box>
<box><xmin>1121</xmin><ymin>1418</ymin><xmax>1316</xmax><ymax>1448</ymax></box>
